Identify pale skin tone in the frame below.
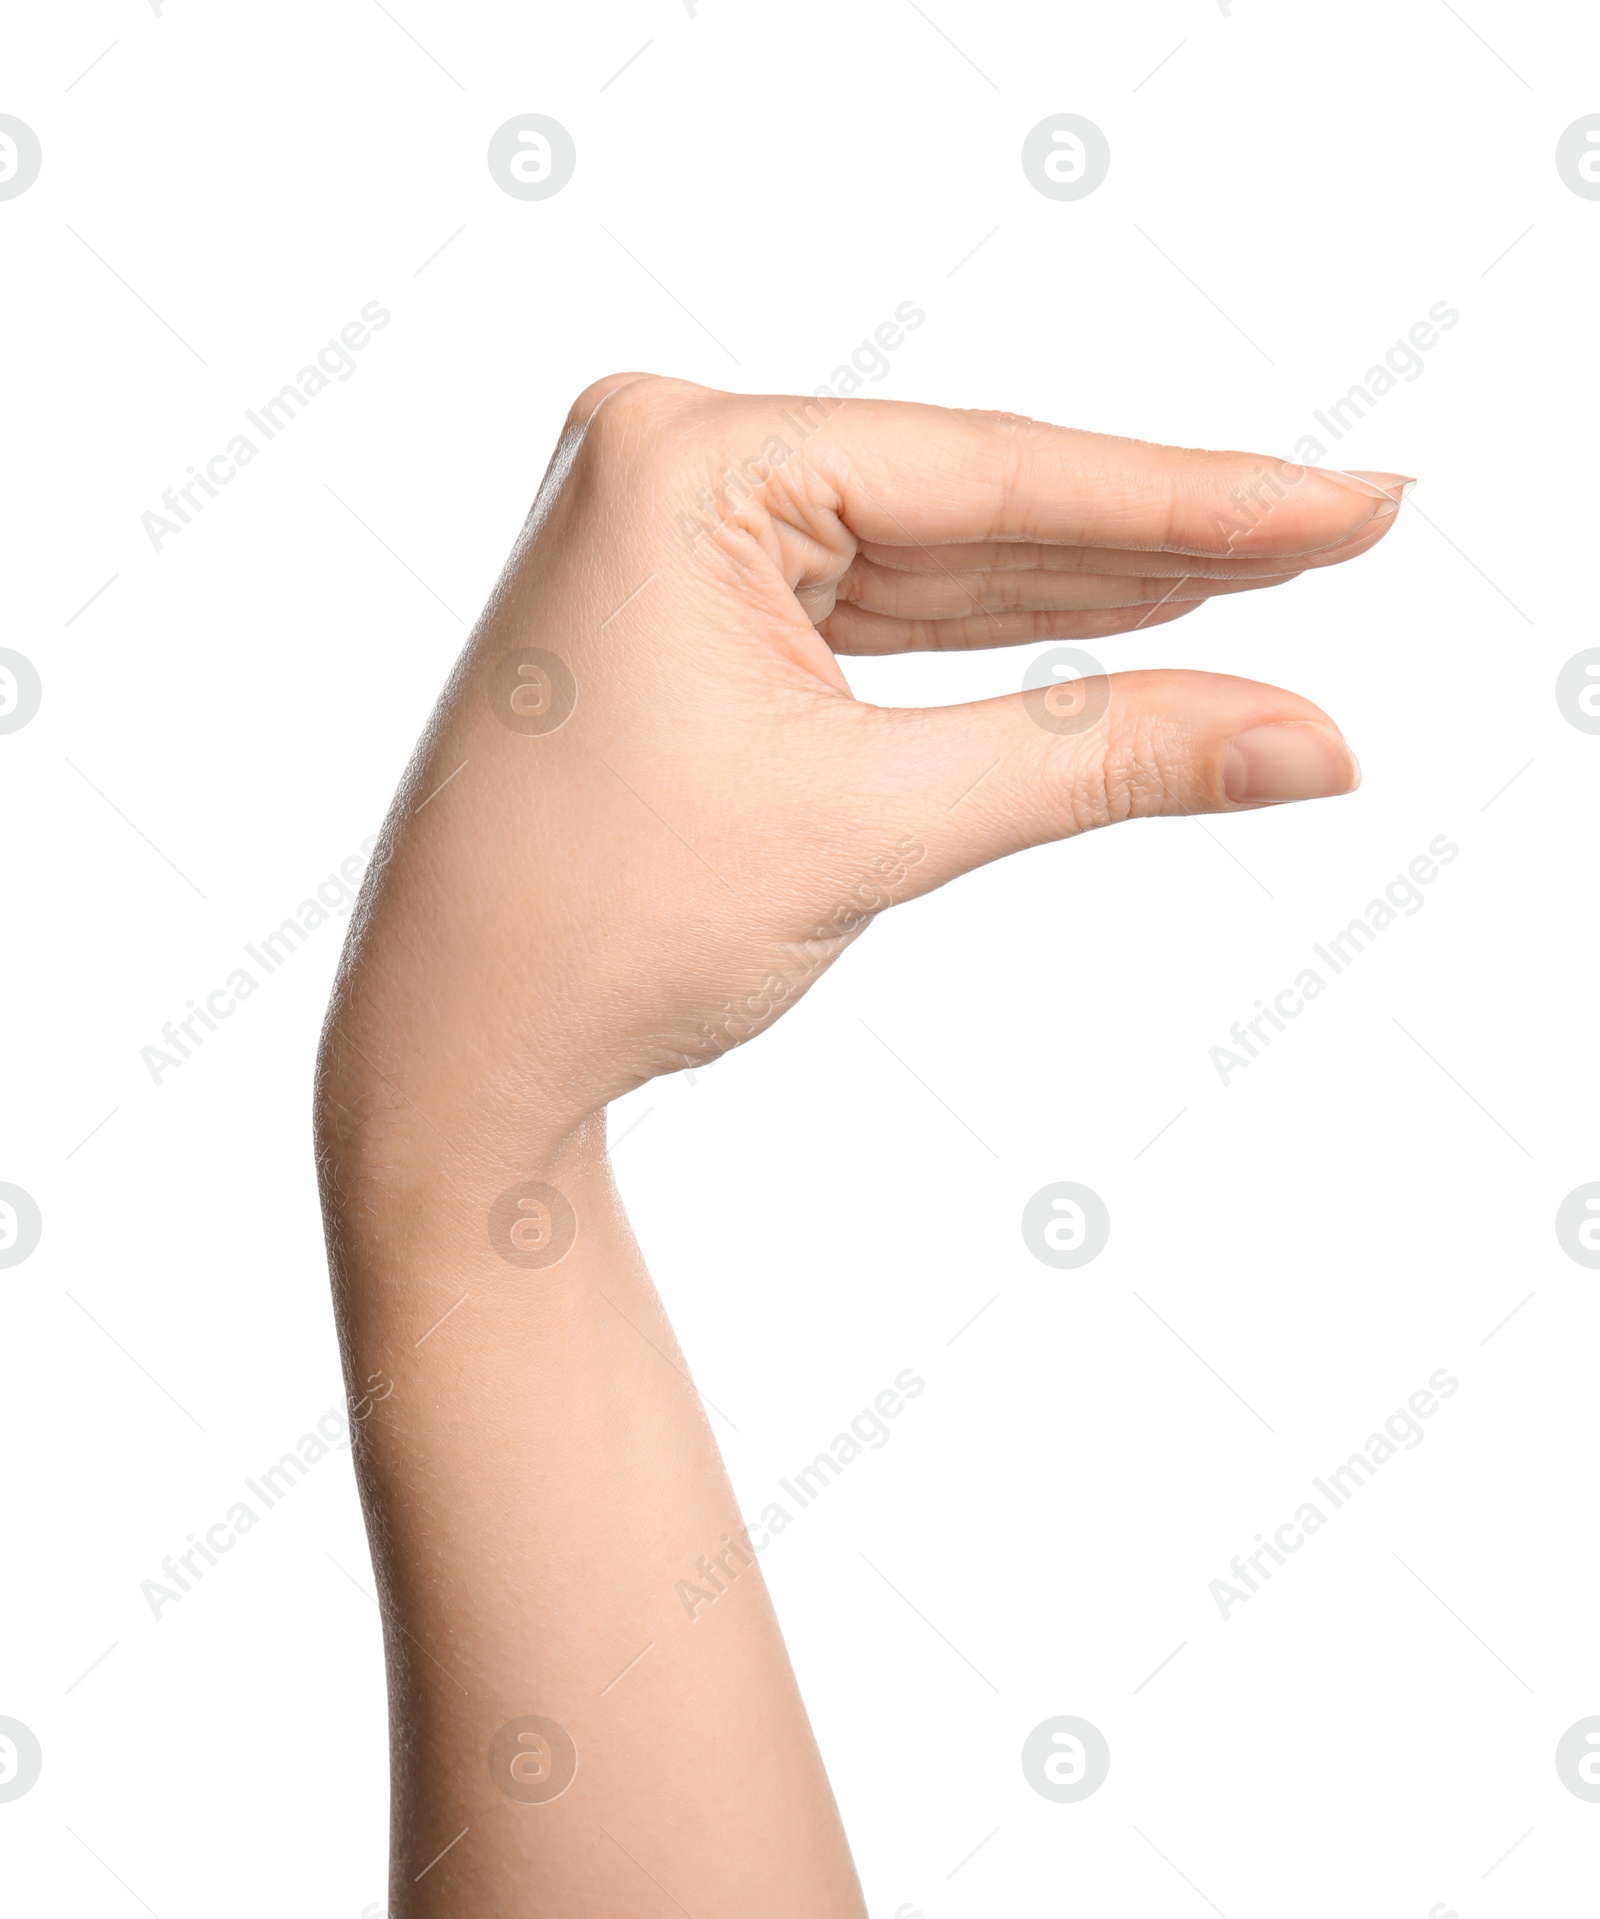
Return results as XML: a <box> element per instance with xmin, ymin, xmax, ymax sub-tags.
<box><xmin>314</xmin><ymin>374</ymin><xmax>1410</xmax><ymax>1915</ymax></box>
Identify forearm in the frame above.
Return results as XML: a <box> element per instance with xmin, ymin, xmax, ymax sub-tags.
<box><xmin>319</xmin><ymin>1114</ymin><xmax>865</xmax><ymax>1917</ymax></box>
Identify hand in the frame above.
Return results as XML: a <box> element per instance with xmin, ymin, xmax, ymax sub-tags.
<box><xmin>314</xmin><ymin>375</ymin><xmax>1410</xmax><ymax>1916</ymax></box>
<box><xmin>320</xmin><ymin>374</ymin><xmax>1405</xmax><ymax>1170</ymax></box>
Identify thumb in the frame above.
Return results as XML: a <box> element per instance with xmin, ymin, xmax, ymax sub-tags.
<box><xmin>868</xmin><ymin>668</ymin><xmax>1360</xmax><ymax>894</ymax></box>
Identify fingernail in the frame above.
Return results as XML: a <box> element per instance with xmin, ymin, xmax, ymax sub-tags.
<box><xmin>1224</xmin><ymin>724</ymin><xmax>1361</xmax><ymax>805</ymax></box>
<box><xmin>1327</xmin><ymin>468</ymin><xmax>1418</xmax><ymax>512</ymax></box>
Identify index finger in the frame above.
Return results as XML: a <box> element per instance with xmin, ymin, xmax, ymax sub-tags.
<box><xmin>804</xmin><ymin>397</ymin><xmax>1412</xmax><ymax>560</ymax></box>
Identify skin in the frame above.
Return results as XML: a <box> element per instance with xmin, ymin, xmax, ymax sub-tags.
<box><xmin>314</xmin><ymin>374</ymin><xmax>1410</xmax><ymax>1915</ymax></box>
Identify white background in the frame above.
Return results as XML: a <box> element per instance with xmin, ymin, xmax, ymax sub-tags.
<box><xmin>4</xmin><ymin>1</ymin><xmax>1598</xmax><ymax>1914</ymax></box>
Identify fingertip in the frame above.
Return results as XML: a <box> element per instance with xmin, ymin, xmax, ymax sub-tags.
<box><xmin>1186</xmin><ymin>459</ymin><xmax>1416</xmax><ymax>563</ymax></box>
<box><xmin>1319</xmin><ymin>469</ymin><xmax>1416</xmax><ymax>533</ymax></box>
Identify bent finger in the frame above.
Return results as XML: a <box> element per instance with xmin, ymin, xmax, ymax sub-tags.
<box><xmin>818</xmin><ymin>598</ymin><xmax>1203</xmax><ymax>656</ymax></box>
<box><xmin>852</xmin><ymin>508</ymin><xmax>1399</xmax><ymax>580</ymax></box>
<box><xmin>836</xmin><ymin>555</ymin><xmax>1302</xmax><ymax>622</ymax></box>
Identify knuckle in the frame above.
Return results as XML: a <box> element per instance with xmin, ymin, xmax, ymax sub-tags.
<box><xmin>1063</xmin><ymin>749</ymin><xmax>1119</xmax><ymax>832</ymax></box>
<box><xmin>568</xmin><ymin>374</ymin><xmax>708</xmax><ymax>471</ymax></box>
<box><xmin>567</xmin><ymin>371</ymin><xmax>666</xmax><ymax>428</ymax></box>
<box><xmin>1065</xmin><ymin>714</ymin><xmax>1191</xmax><ymax>829</ymax></box>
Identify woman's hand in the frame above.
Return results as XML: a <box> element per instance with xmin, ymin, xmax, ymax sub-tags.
<box><xmin>320</xmin><ymin>374</ymin><xmax>1403</xmax><ymax>1173</ymax></box>
<box><xmin>314</xmin><ymin>376</ymin><xmax>1407</xmax><ymax>1917</ymax></box>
